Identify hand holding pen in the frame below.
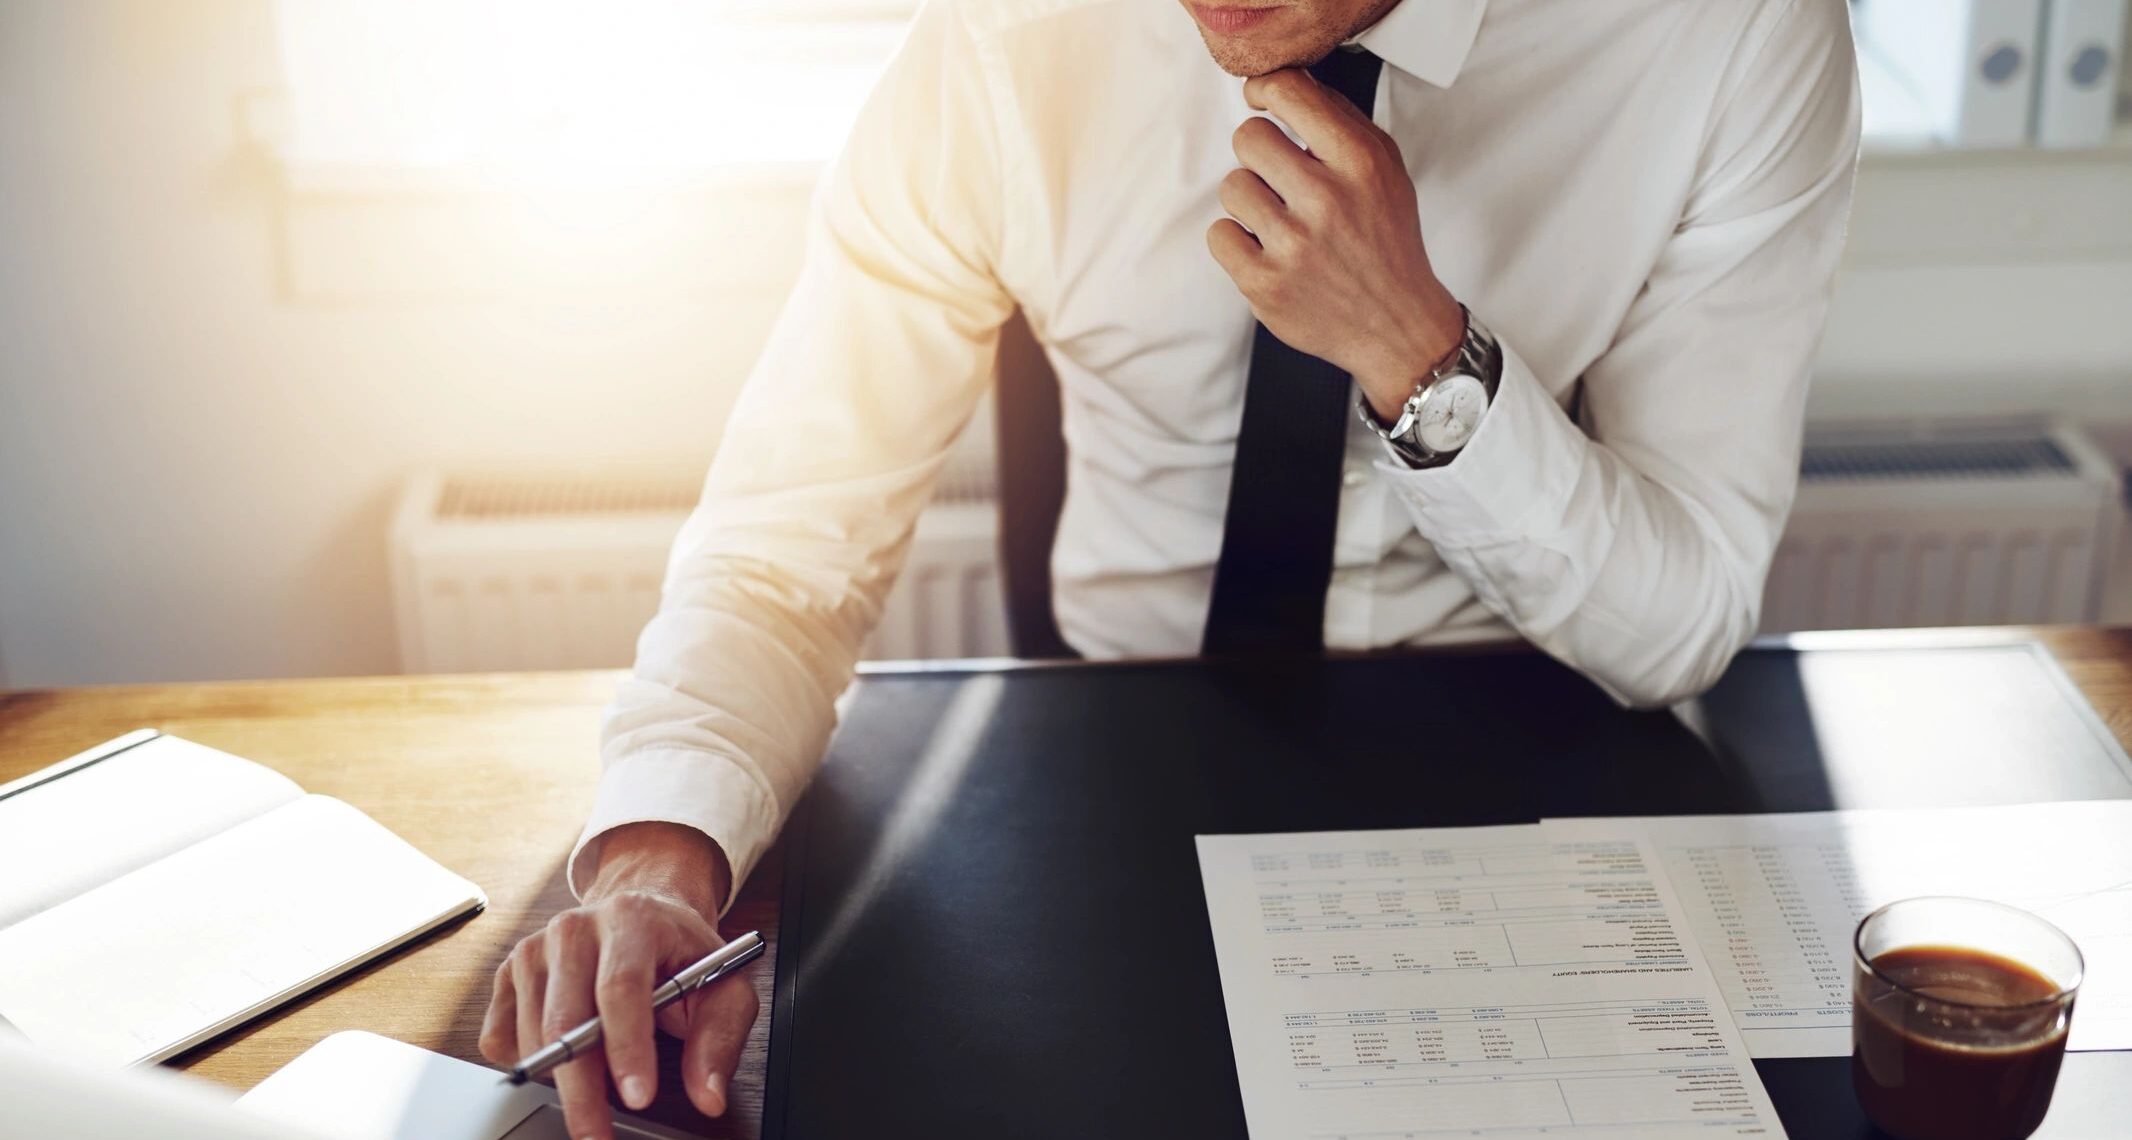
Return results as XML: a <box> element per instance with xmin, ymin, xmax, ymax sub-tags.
<box><xmin>506</xmin><ymin>931</ymin><xmax>764</xmax><ymax>1086</ymax></box>
<box><xmin>480</xmin><ymin>827</ymin><xmax>760</xmax><ymax>1140</ymax></box>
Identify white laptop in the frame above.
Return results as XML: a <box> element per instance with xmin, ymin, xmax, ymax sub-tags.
<box><xmin>0</xmin><ymin>1031</ymin><xmax>308</xmax><ymax>1140</ymax></box>
<box><xmin>1</xmin><ymin>1031</ymin><xmax>692</xmax><ymax>1139</ymax></box>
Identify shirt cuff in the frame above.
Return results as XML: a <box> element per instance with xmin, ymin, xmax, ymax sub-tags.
<box><xmin>1376</xmin><ymin>333</ymin><xmax>1585</xmax><ymax>548</ymax></box>
<box><xmin>566</xmin><ymin>749</ymin><xmax>782</xmax><ymax>919</ymax></box>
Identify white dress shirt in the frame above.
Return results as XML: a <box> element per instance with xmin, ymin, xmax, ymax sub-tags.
<box><xmin>574</xmin><ymin>0</ymin><xmax>1862</xmax><ymax>908</ymax></box>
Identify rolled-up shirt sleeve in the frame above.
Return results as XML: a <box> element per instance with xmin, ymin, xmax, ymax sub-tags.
<box><xmin>569</xmin><ymin>0</ymin><xmax>1014</xmax><ymax>911</ymax></box>
<box><xmin>1383</xmin><ymin>0</ymin><xmax>1861</xmax><ymax>708</ymax></box>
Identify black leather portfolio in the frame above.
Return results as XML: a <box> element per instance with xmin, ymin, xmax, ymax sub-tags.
<box><xmin>764</xmin><ymin>642</ymin><xmax>2132</xmax><ymax>1138</ymax></box>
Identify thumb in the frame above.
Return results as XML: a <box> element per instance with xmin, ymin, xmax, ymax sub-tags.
<box><xmin>679</xmin><ymin>976</ymin><xmax>759</xmax><ymax>1118</ymax></box>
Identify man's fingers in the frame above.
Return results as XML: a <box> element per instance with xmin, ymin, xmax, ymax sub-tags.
<box><xmin>486</xmin><ymin>890</ymin><xmax>735</xmax><ymax>1136</ymax></box>
<box><xmin>479</xmin><ymin>958</ymin><xmax>517</xmax><ymax>1065</ymax></box>
<box><xmin>1243</xmin><ymin>68</ymin><xmax>1368</xmax><ymax>163</ymax></box>
<box><xmin>1218</xmin><ymin>168</ymin><xmax>1291</xmax><ymax>248</ymax></box>
<box><xmin>1206</xmin><ymin>218</ymin><xmax>1263</xmax><ymax>282</ymax></box>
<box><xmin>679</xmin><ymin>978</ymin><xmax>761</xmax><ymax>1119</ymax></box>
<box><xmin>550</xmin><ymin>1045</ymin><xmax>614</xmax><ymax>1140</ymax></box>
<box><xmin>509</xmin><ymin>945</ymin><xmax>548</xmax><ymax>1078</ymax></box>
<box><xmin>1230</xmin><ymin>115</ymin><xmax>1314</xmax><ymax>199</ymax></box>
<box><xmin>594</xmin><ymin>942</ymin><xmax>661</xmax><ymax>1112</ymax></box>
<box><xmin>545</xmin><ymin>921</ymin><xmax>614</xmax><ymax>1140</ymax></box>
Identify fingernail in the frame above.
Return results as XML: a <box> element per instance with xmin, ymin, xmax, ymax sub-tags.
<box><xmin>704</xmin><ymin>1070</ymin><xmax>728</xmax><ymax>1115</ymax></box>
<box><xmin>621</xmin><ymin>1075</ymin><xmax>649</xmax><ymax>1109</ymax></box>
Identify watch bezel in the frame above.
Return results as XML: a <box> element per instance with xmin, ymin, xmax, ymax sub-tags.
<box><xmin>1404</xmin><ymin>371</ymin><xmax>1489</xmax><ymax>453</ymax></box>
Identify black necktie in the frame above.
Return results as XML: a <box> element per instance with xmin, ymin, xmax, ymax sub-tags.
<box><xmin>1202</xmin><ymin>47</ymin><xmax>1385</xmax><ymax>655</ymax></box>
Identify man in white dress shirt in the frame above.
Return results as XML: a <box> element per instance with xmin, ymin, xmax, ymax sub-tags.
<box><xmin>479</xmin><ymin>0</ymin><xmax>1861</xmax><ymax>1134</ymax></box>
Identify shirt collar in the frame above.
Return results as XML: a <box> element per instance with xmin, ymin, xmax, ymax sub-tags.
<box><xmin>1350</xmin><ymin>0</ymin><xmax>1488</xmax><ymax>89</ymax></box>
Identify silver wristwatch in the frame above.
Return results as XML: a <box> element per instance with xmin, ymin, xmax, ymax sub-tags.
<box><xmin>1357</xmin><ymin>305</ymin><xmax>1503</xmax><ymax>470</ymax></box>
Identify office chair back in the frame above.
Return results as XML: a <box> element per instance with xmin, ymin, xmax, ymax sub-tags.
<box><xmin>992</xmin><ymin>311</ymin><xmax>1076</xmax><ymax>659</ymax></box>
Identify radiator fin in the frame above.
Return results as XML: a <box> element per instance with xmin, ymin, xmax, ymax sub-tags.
<box><xmin>1801</xmin><ymin>437</ymin><xmax>2074</xmax><ymax>481</ymax></box>
<box><xmin>436</xmin><ymin>473</ymin><xmax>705</xmax><ymax>519</ymax></box>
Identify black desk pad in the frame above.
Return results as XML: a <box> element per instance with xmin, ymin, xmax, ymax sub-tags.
<box><xmin>765</xmin><ymin>643</ymin><xmax>2132</xmax><ymax>1137</ymax></box>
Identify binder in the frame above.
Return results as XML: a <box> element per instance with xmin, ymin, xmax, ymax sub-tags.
<box><xmin>2036</xmin><ymin>0</ymin><xmax>2129</xmax><ymax>147</ymax></box>
<box><xmin>1860</xmin><ymin>0</ymin><xmax>2046</xmax><ymax>147</ymax></box>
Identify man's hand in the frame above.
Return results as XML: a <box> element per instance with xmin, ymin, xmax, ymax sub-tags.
<box><xmin>1207</xmin><ymin>68</ymin><xmax>1465</xmax><ymax>422</ymax></box>
<box><xmin>479</xmin><ymin>822</ymin><xmax>753</xmax><ymax>1140</ymax></box>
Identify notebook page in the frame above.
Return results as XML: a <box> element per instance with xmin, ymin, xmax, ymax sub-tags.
<box><xmin>0</xmin><ymin>735</ymin><xmax>304</xmax><ymax>929</ymax></box>
<box><xmin>0</xmin><ymin>794</ymin><xmax>484</xmax><ymax>1066</ymax></box>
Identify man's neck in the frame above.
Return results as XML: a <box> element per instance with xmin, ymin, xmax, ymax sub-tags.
<box><xmin>1343</xmin><ymin>0</ymin><xmax>1405</xmax><ymax>46</ymax></box>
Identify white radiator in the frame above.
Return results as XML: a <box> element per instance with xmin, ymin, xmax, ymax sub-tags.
<box><xmin>1760</xmin><ymin>420</ymin><xmax>2122</xmax><ymax>633</ymax></box>
<box><xmin>389</xmin><ymin>462</ymin><xmax>1008</xmax><ymax>674</ymax></box>
<box><xmin>391</xmin><ymin>420</ymin><xmax>2123</xmax><ymax>673</ymax></box>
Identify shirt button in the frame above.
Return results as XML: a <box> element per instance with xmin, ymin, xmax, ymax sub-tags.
<box><xmin>1342</xmin><ymin>466</ymin><xmax>1368</xmax><ymax>490</ymax></box>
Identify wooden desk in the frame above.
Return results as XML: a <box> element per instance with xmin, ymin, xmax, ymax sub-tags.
<box><xmin>0</xmin><ymin>671</ymin><xmax>776</xmax><ymax>1137</ymax></box>
<box><xmin>2</xmin><ymin>625</ymin><xmax>2129</xmax><ymax>1138</ymax></box>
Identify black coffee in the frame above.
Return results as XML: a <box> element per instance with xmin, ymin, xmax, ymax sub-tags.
<box><xmin>1853</xmin><ymin>945</ymin><xmax>2069</xmax><ymax>1140</ymax></box>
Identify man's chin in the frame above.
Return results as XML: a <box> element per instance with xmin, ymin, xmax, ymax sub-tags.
<box><xmin>1196</xmin><ymin>30</ymin><xmax>1317</xmax><ymax>77</ymax></box>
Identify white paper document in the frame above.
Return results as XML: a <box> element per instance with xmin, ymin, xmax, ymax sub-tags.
<box><xmin>1545</xmin><ymin>802</ymin><xmax>2132</xmax><ymax>1057</ymax></box>
<box><xmin>1197</xmin><ymin>825</ymin><xmax>1783</xmax><ymax>1138</ymax></box>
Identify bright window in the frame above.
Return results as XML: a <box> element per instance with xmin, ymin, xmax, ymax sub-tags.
<box><xmin>274</xmin><ymin>1</ymin><xmax>914</xmax><ymax>184</ymax></box>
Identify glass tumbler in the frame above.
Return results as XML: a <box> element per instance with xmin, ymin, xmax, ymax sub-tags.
<box><xmin>1851</xmin><ymin>896</ymin><xmax>2083</xmax><ymax>1140</ymax></box>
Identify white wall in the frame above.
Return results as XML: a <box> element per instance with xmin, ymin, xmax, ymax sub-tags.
<box><xmin>1811</xmin><ymin>144</ymin><xmax>2132</xmax><ymax>420</ymax></box>
<box><xmin>0</xmin><ymin>1</ymin><xmax>792</xmax><ymax>686</ymax></box>
<box><xmin>1</xmin><ymin>2</ymin><xmax>2129</xmax><ymax>688</ymax></box>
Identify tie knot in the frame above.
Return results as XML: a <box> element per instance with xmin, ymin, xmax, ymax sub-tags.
<box><xmin>1306</xmin><ymin>46</ymin><xmax>1383</xmax><ymax>115</ymax></box>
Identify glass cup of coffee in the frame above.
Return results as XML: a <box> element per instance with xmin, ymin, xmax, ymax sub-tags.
<box><xmin>1852</xmin><ymin>896</ymin><xmax>2083</xmax><ymax>1140</ymax></box>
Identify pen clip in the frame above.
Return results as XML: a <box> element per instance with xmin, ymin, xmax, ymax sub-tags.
<box><xmin>676</xmin><ymin>933</ymin><xmax>764</xmax><ymax>995</ymax></box>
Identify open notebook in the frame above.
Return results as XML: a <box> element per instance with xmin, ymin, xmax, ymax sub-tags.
<box><xmin>0</xmin><ymin>730</ymin><xmax>486</xmax><ymax>1066</ymax></box>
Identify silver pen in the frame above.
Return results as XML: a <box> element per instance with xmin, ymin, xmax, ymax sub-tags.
<box><xmin>505</xmin><ymin>930</ymin><xmax>766</xmax><ymax>1085</ymax></box>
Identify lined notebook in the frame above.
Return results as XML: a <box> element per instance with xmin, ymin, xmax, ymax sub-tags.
<box><xmin>0</xmin><ymin>731</ymin><xmax>486</xmax><ymax>1066</ymax></box>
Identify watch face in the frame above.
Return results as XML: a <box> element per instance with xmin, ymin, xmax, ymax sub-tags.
<box><xmin>1415</xmin><ymin>373</ymin><xmax>1488</xmax><ymax>453</ymax></box>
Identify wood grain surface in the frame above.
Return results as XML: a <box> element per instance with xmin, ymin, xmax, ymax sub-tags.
<box><xmin>2</xmin><ymin>625</ymin><xmax>2128</xmax><ymax>1137</ymax></box>
<box><xmin>0</xmin><ymin>670</ymin><xmax>775</xmax><ymax>1138</ymax></box>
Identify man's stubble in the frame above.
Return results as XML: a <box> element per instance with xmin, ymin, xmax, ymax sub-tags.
<box><xmin>1193</xmin><ymin>0</ymin><xmax>1401</xmax><ymax>77</ymax></box>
